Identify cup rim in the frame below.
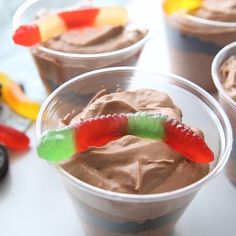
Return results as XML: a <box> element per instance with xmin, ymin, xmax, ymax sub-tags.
<box><xmin>212</xmin><ymin>41</ymin><xmax>236</xmax><ymax>109</ymax></box>
<box><xmin>182</xmin><ymin>14</ymin><xmax>236</xmax><ymax>28</ymax></box>
<box><xmin>13</xmin><ymin>0</ymin><xmax>150</xmax><ymax>59</ymax></box>
<box><xmin>36</xmin><ymin>66</ymin><xmax>233</xmax><ymax>202</ymax></box>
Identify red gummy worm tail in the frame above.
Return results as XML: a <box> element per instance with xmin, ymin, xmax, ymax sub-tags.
<box><xmin>58</xmin><ymin>7</ymin><xmax>100</xmax><ymax>29</ymax></box>
<box><xmin>75</xmin><ymin>114</ymin><xmax>128</xmax><ymax>152</ymax></box>
<box><xmin>13</xmin><ymin>24</ymin><xmax>41</xmax><ymax>46</ymax></box>
<box><xmin>0</xmin><ymin>124</ymin><xmax>30</xmax><ymax>150</ymax></box>
<box><xmin>164</xmin><ymin>119</ymin><xmax>214</xmax><ymax>163</ymax></box>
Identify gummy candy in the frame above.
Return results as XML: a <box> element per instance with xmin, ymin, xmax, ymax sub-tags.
<box><xmin>163</xmin><ymin>0</ymin><xmax>202</xmax><ymax>15</ymax></box>
<box><xmin>0</xmin><ymin>123</ymin><xmax>30</xmax><ymax>151</ymax></box>
<box><xmin>164</xmin><ymin>119</ymin><xmax>214</xmax><ymax>163</ymax></box>
<box><xmin>37</xmin><ymin>113</ymin><xmax>214</xmax><ymax>163</ymax></box>
<box><xmin>13</xmin><ymin>6</ymin><xmax>128</xmax><ymax>46</ymax></box>
<box><xmin>0</xmin><ymin>72</ymin><xmax>41</xmax><ymax>120</ymax></box>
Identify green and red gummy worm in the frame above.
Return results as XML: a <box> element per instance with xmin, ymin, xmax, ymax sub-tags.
<box><xmin>37</xmin><ymin>113</ymin><xmax>214</xmax><ymax>163</ymax></box>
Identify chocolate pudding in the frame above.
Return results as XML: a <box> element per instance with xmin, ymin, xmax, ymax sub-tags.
<box><xmin>62</xmin><ymin>89</ymin><xmax>209</xmax><ymax>194</ymax></box>
<box><xmin>32</xmin><ymin>24</ymin><xmax>148</xmax><ymax>92</ymax></box>
<box><xmin>163</xmin><ymin>0</ymin><xmax>236</xmax><ymax>92</ymax></box>
<box><xmin>220</xmin><ymin>56</ymin><xmax>236</xmax><ymax>101</ymax></box>
<box><xmin>60</xmin><ymin>89</ymin><xmax>209</xmax><ymax>235</ymax></box>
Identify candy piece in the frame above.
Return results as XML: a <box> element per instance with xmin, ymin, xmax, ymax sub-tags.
<box><xmin>12</xmin><ymin>24</ymin><xmax>41</xmax><ymax>47</ymax></box>
<box><xmin>37</xmin><ymin>114</ymin><xmax>128</xmax><ymax>161</ymax></box>
<box><xmin>58</xmin><ymin>7</ymin><xmax>99</xmax><ymax>28</ymax></box>
<box><xmin>0</xmin><ymin>145</ymin><xmax>9</xmax><ymax>180</ymax></box>
<box><xmin>35</xmin><ymin>14</ymin><xmax>67</xmax><ymax>44</ymax></box>
<box><xmin>94</xmin><ymin>6</ymin><xmax>128</xmax><ymax>27</ymax></box>
<box><xmin>13</xmin><ymin>6</ymin><xmax>128</xmax><ymax>47</ymax></box>
<box><xmin>164</xmin><ymin>119</ymin><xmax>214</xmax><ymax>163</ymax></box>
<box><xmin>0</xmin><ymin>73</ymin><xmax>41</xmax><ymax>120</ymax></box>
<box><xmin>75</xmin><ymin>114</ymin><xmax>128</xmax><ymax>152</ymax></box>
<box><xmin>37</xmin><ymin>127</ymin><xmax>75</xmax><ymax>162</ymax></box>
<box><xmin>37</xmin><ymin>113</ymin><xmax>214</xmax><ymax>163</ymax></box>
<box><xmin>163</xmin><ymin>0</ymin><xmax>202</xmax><ymax>15</ymax></box>
<box><xmin>0</xmin><ymin>123</ymin><xmax>30</xmax><ymax>150</ymax></box>
<box><xmin>128</xmin><ymin>113</ymin><xmax>167</xmax><ymax>139</ymax></box>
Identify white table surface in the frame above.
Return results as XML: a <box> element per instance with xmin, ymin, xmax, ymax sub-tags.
<box><xmin>0</xmin><ymin>1</ymin><xmax>236</xmax><ymax>236</ymax></box>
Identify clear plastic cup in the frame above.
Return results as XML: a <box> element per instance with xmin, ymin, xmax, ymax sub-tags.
<box><xmin>13</xmin><ymin>0</ymin><xmax>149</xmax><ymax>93</ymax></box>
<box><xmin>162</xmin><ymin>4</ymin><xmax>236</xmax><ymax>92</ymax></box>
<box><xmin>212</xmin><ymin>42</ymin><xmax>236</xmax><ymax>185</ymax></box>
<box><xmin>36</xmin><ymin>67</ymin><xmax>232</xmax><ymax>236</ymax></box>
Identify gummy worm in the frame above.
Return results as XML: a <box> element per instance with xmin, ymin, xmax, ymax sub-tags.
<box><xmin>37</xmin><ymin>113</ymin><xmax>214</xmax><ymax>163</ymax></box>
<box><xmin>0</xmin><ymin>72</ymin><xmax>41</xmax><ymax>120</ymax></box>
<box><xmin>0</xmin><ymin>123</ymin><xmax>30</xmax><ymax>151</ymax></box>
<box><xmin>13</xmin><ymin>6</ymin><xmax>128</xmax><ymax>46</ymax></box>
<box><xmin>163</xmin><ymin>0</ymin><xmax>203</xmax><ymax>15</ymax></box>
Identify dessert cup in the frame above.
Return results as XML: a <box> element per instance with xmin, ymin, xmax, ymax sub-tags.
<box><xmin>212</xmin><ymin>42</ymin><xmax>236</xmax><ymax>185</ymax></box>
<box><xmin>36</xmin><ymin>67</ymin><xmax>232</xmax><ymax>236</ymax></box>
<box><xmin>162</xmin><ymin>6</ymin><xmax>236</xmax><ymax>92</ymax></box>
<box><xmin>13</xmin><ymin>0</ymin><xmax>149</xmax><ymax>93</ymax></box>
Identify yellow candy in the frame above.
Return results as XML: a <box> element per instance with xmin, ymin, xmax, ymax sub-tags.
<box><xmin>95</xmin><ymin>6</ymin><xmax>128</xmax><ymax>26</ymax></box>
<box><xmin>163</xmin><ymin>0</ymin><xmax>203</xmax><ymax>15</ymax></box>
<box><xmin>0</xmin><ymin>73</ymin><xmax>41</xmax><ymax>121</ymax></box>
<box><xmin>36</xmin><ymin>14</ymin><xmax>67</xmax><ymax>43</ymax></box>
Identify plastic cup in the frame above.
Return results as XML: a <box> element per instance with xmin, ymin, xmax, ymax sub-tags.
<box><xmin>13</xmin><ymin>0</ymin><xmax>149</xmax><ymax>93</ymax></box>
<box><xmin>212</xmin><ymin>42</ymin><xmax>236</xmax><ymax>184</ymax></box>
<box><xmin>36</xmin><ymin>67</ymin><xmax>232</xmax><ymax>236</ymax></box>
<box><xmin>162</xmin><ymin>4</ymin><xmax>236</xmax><ymax>92</ymax></box>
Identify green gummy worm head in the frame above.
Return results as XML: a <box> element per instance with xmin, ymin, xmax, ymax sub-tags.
<box><xmin>128</xmin><ymin>113</ymin><xmax>166</xmax><ymax>140</ymax></box>
<box><xmin>37</xmin><ymin>126</ymin><xmax>76</xmax><ymax>162</ymax></box>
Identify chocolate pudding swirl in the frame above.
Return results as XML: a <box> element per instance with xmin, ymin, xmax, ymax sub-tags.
<box><xmin>42</xmin><ymin>25</ymin><xmax>148</xmax><ymax>53</ymax></box>
<box><xmin>61</xmin><ymin>89</ymin><xmax>209</xmax><ymax>194</ymax></box>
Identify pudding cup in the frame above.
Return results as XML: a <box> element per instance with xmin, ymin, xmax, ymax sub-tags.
<box><xmin>212</xmin><ymin>42</ymin><xmax>236</xmax><ymax>184</ymax></box>
<box><xmin>162</xmin><ymin>3</ymin><xmax>236</xmax><ymax>92</ymax></box>
<box><xmin>36</xmin><ymin>67</ymin><xmax>232</xmax><ymax>236</ymax></box>
<box><xmin>13</xmin><ymin>0</ymin><xmax>149</xmax><ymax>93</ymax></box>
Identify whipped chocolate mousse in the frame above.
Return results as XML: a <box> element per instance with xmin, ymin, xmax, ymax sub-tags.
<box><xmin>219</xmin><ymin>56</ymin><xmax>236</xmax><ymax>101</ymax></box>
<box><xmin>61</xmin><ymin>89</ymin><xmax>209</xmax><ymax>194</ymax></box>
<box><xmin>42</xmin><ymin>25</ymin><xmax>147</xmax><ymax>54</ymax></box>
<box><xmin>32</xmin><ymin>25</ymin><xmax>148</xmax><ymax>92</ymax></box>
<box><xmin>163</xmin><ymin>0</ymin><xmax>236</xmax><ymax>92</ymax></box>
